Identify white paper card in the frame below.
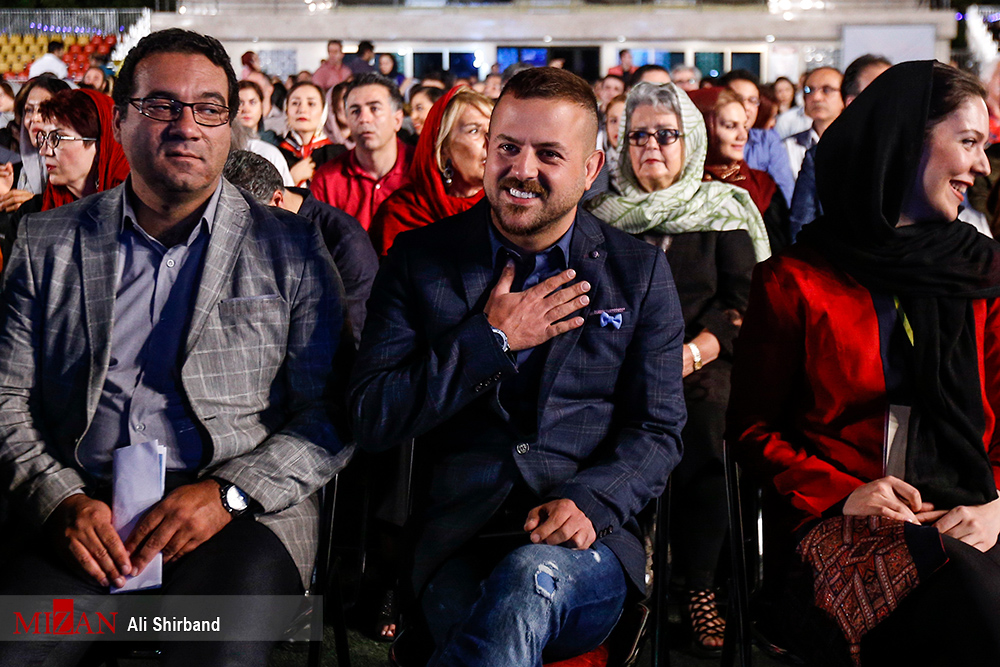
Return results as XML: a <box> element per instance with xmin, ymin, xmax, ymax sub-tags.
<box><xmin>884</xmin><ymin>405</ymin><xmax>911</xmax><ymax>480</ymax></box>
<box><xmin>111</xmin><ymin>439</ymin><xmax>166</xmax><ymax>593</ymax></box>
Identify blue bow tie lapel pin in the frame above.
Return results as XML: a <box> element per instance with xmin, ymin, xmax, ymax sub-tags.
<box><xmin>600</xmin><ymin>312</ymin><xmax>622</xmax><ymax>329</ymax></box>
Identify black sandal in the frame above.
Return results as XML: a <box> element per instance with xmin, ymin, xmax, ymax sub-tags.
<box><xmin>685</xmin><ymin>588</ymin><xmax>726</xmax><ymax>657</ymax></box>
<box><xmin>375</xmin><ymin>587</ymin><xmax>399</xmax><ymax>643</ymax></box>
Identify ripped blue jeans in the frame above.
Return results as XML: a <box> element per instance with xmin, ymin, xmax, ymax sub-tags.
<box><xmin>422</xmin><ymin>542</ymin><xmax>627</xmax><ymax>667</ymax></box>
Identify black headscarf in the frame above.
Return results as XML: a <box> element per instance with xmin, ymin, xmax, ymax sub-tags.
<box><xmin>799</xmin><ymin>60</ymin><xmax>1000</xmax><ymax>509</ymax></box>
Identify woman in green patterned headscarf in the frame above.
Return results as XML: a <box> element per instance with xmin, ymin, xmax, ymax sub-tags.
<box><xmin>587</xmin><ymin>81</ymin><xmax>766</xmax><ymax>657</ymax></box>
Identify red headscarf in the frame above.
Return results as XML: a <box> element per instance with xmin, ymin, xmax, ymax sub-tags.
<box><xmin>41</xmin><ymin>89</ymin><xmax>130</xmax><ymax>212</ymax></box>
<box><xmin>370</xmin><ymin>86</ymin><xmax>486</xmax><ymax>255</ymax></box>
<box><xmin>688</xmin><ymin>86</ymin><xmax>777</xmax><ymax>214</ymax></box>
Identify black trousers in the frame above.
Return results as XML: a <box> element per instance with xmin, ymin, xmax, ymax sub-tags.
<box><xmin>0</xmin><ymin>519</ymin><xmax>302</xmax><ymax>667</ymax></box>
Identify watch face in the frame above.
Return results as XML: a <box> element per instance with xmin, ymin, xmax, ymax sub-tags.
<box><xmin>226</xmin><ymin>485</ymin><xmax>249</xmax><ymax>512</ymax></box>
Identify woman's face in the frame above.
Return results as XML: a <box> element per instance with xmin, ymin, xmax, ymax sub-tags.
<box><xmin>238</xmin><ymin>88</ymin><xmax>263</xmax><ymax>129</ymax></box>
<box><xmin>774</xmin><ymin>80</ymin><xmax>795</xmax><ymax>110</ymax></box>
<box><xmin>606</xmin><ymin>100</ymin><xmax>625</xmax><ymax>149</ymax></box>
<box><xmin>24</xmin><ymin>87</ymin><xmax>54</xmax><ymax>148</ymax></box>
<box><xmin>905</xmin><ymin>97</ymin><xmax>990</xmax><ymax>225</ymax></box>
<box><xmin>713</xmin><ymin>102</ymin><xmax>748</xmax><ymax>163</ymax></box>
<box><xmin>411</xmin><ymin>91</ymin><xmax>434</xmax><ymax>136</ymax></box>
<box><xmin>441</xmin><ymin>104</ymin><xmax>489</xmax><ymax>192</ymax></box>
<box><xmin>38</xmin><ymin>120</ymin><xmax>96</xmax><ymax>198</ymax></box>
<box><xmin>83</xmin><ymin>68</ymin><xmax>105</xmax><ymax>91</ymax></box>
<box><xmin>287</xmin><ymin>86</ymin><xmax>325</xmax><ymax>136</ymax></box>
<box><xmin>379</xmin><ymin>54</ymin><xmax>395</xmax><ymax>76</ymax></box>
<box><xmin>628</xmin><ymin>105</ymin><xmax>685</xmax><ymax>193</ymax></box>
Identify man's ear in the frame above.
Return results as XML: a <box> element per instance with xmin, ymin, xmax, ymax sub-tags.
<box><xmin>393</xmin><ymin>108</ymin><xmax>404</xmax><ymax>133</ymax></box>
<box><xmin>269</xmin><ymin>188</ymin><xmax>285</xmax><ymax>209</ymax></box>
<box><xmin>112</xmin><ymin>105</ymin><xmax>124</xmax><ymax>144</ymax></box>
<box><xmin>584</xmin><ymin>149</ymin><xmax>605</xmax><ymax>190</ymax></box>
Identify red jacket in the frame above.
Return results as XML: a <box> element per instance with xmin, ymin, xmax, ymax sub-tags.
<box><xmin>727</xmin><ymin>245</ymin><xmax>1000</xmax><ymax>528</ymax></box>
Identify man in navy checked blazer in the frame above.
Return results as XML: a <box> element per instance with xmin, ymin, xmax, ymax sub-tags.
<box><xmin>0</xmin><ymin>30</ymin><xmax>349</xmax><ymax>667</ymax></box>
<box><xmin>350</xmin><ymin>67</ymin><xmax>685</xmax><ymax>666</ymax></box>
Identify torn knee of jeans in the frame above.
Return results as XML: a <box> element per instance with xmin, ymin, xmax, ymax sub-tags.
<box><xmin>533</xmin><ymin>561</ymin><xmax>560</xmax><ymax>600</ymax></box>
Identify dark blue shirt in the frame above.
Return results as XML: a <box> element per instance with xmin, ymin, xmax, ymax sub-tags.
<box><xmin>488</xmin><ymin>219</ymin><xmax>574</xmax><ymax>434</ymax></box>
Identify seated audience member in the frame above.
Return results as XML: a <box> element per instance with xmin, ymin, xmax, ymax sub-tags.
<box><xmin>482</xmin><ymin>72</ymin><xmax>503</xmax><ymax>100</ymax></box>
<box><xmin>754</xmin><ymin>88</ymin><xmax>778</xmax><ymax>131</ymax></box>
<box><xmin>587</xmin><ymin>81</ymin><xmax>767</xmax><ymax>655</ymax></box>
<box><xmin>245</xmin><ymin>69</ymin><xmax>287</xmax><ymax>136</ymax></box>
<box><xmin>789</xmin><ymin>55</ymin><xmax>890</xmax><ymax>241</ymax></box>
<box><xmin>408</xmin><ymin>85</ymin><xmax>445</xmax><ymax>137</ymax></box>
<box><xmin>350</xmin><ymin>66</ymin><xmax>684</xmax><ymax>666</ymax></box>
<box><xmin>691</xmin><ymin>87</ymin><xmax>789</xmax><ymax>252</ymax></box>
<box><xmin>349</xmin><ymin>41</ymin><xmax>377</xmax><ymax>76</ymax></box>
<box><xmin>586</xmin><ymin>92</ymin><xmax>626</xmax><ymax>200</ymax></box>
<box><xmin>313</xmin><ymin>39</ymin><xmax>353</xmax><ymax>92</ymax></box>
<box><xmin>0</xmin><ymin>88</ymin><xmax>129</xmax><ymax>279</ymax></box>
<box><xmin>608</xmin><ymin>48</ymin><xmax>638</xmax><ymax>79</ymax></box>
<box><xmin>670</xmin><ymin>65</ymin><xmax>701</xmax><ymax>92</ymax></box>
<box><xmin>378</xmin><ymin>53</ymin><xmax>406</xmax><ymax>88</ymax></box>
<box><xmin>80</xmin><ymin>66</ymin><xmax>110</xmax><ymax>94</ymax></box>
<box><xmin>311</xmin><ymin>73</ymin><xmax>414</xmax><ymax>231</ymax></box>
<box><xmin>597</xmin><ymin>74</ymin><xmax>625</xmax><ymax>113</ymax></box>
<box><xmin>0</xmin><ymin>29</ymin><xmax>351</xmax><ymax>667</ymax></box>
<box><xmin>237</xmin><ymin>80</ymin><xmax>281</xmax><ymax>146</ymax></box>
<box><xmin>773</xmin><ymin>76</ymin><xmax>797</xmax><ymax>114</ymax></box>
<box><xmin>28</xmin><ymin>40</ymin><xmax>68</xmax><ymax>80</ymax></box>
<box><xmin>0</xmin><ymin>82</ymin><xmax>15</xmax><ymax>130</ymax></box>
<box><xmin>0</xmin><ymin>76</ymin><xmax>71</xmax><ymax>213</ymax></box>
<box><xmin>727</xmin><ymin>61</ymin><xmax>1000</xmax><ymax>667</ymax></box>
<box><xmin>324</xmin><ymin>80</ymin><xmax>356</xmax><ymax>149</ymax></box>
<box><xmin>720</xmin><ymin>69</ymin><xmax>795</xmax><ymax>206</ymax></box>
<box><xmin>223</xmin><ymin>150</ymin><xmax>377</xmax><ymax>345</ymax></box>
<box><xmin>632</xmin><ymin>64</ymin><xmax>672</xmax><ymax>86</ymax></box>
<box><xmin>370</xmin><ymin>87</ymin><xmax>492</xmax><ymax>255</ymax></box>
<box><xmin>784</xmin><ymin>67</ymin><xmax>843</xmax><ymax>179</ymax></box>
<box><xmin>278</xmin><ymin>81</ymin><xmax>345</xmax><ymax>187</ymax></box>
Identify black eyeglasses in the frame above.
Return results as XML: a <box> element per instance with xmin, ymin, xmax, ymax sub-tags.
<box><xmin>36</xmin><ymin>130</ymin><xmax>97</xmax><ymax>150</ymax></box>
<box><xmin>804</xmin><ymin>85</ymin><xmax>839</xmax><ymax>97</ymax></box>
<box><xmin>627</xmin><ymin>128</ymin><xmax>683</xmax><ymax>147</ymax></box>
<box><xmin>128</xmin><ymin>97</ymin><xmax>231</xmax><ymax>127</ymax></box>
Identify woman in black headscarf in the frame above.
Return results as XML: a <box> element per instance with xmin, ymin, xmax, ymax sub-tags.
<box><xmin>728</xmin><ymin>61</ymin><xmax>1000</xmax><ymax>666</ymax></box>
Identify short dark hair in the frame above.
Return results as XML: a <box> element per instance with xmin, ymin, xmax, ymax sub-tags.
<box><xmin>619</xmin><ymin>48</ymin><xmax>631</xmax><ymax>59</ymax></box>
<box><xmin>113</xmin><ymin>29</ymin><xmax>239</xmax><ymax>123</ymax></box>
<box><xmin>223</xmin><ymin>150</ymin><xmax>283</xmax><ymax>205</ymax></box>
<box><xmin>16</xmin><ymin>75</ymin><xmax>70</xmax><ymax>122</ymax></box>
<box><xmin>498</xmin><ymin>67</ymin><xmax>599</xmax><ymax>138</ymax></box>
<box><xmin>719</xmin><ymin>68</ymin><xmax>760</xmax><ymax>88</ymax></box>
<box><xmin>409</xmin><ymin>85</ymin><xmax>444</xmax><ymax>107</ymax></box>
<box><xmin>39</xmin><ymin>89</ymin><xmax>100</xmax><ymax>144</ymax></box>
<box><xmin>926</xmin><ymin>61</ymin><xmax>987</xmax><ymax>135</ymax></box>
<box><xmin>842</xmin><ymin>54</ymin><xmax>892</xmax><ymax>100</ymax></box>
<box><xmin>602</xmin><ymin>73</ymin><xmax>625</xmax><ymax>87</ymax></box>
<box><xmin>631</xmin><ymin>64</ymin><xmax>670</xmax><ymax>86</ymax></box>
<box><xmin>357</xmin><ymin>41</ymin><xmax>375</xmax><ymax>56</ymax></box>
<box><xmin>47</xmin><ymin>40</ymin><xmax>64</xmax><ymax>54</ymax></box>
<box><xmin>344</xmin><ymin>72</ymin><xmax>404</xmax><ymax>112</ymax></box>
<box><xmin>327</xmin><ymin>39</ymin><xmax>343</xmax><ymax>50</ymax></box>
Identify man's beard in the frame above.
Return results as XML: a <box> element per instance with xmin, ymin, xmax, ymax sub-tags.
<box><xmin>488</xmin><ymin>176</ymin><xmax>575</xmax><ymax>240</ymax></box>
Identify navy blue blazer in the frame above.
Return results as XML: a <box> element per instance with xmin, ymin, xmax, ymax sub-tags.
<box><xmin>349</xmin><ymin>199</ymin><xmax>686</xmax><ymax>592</ymax></box>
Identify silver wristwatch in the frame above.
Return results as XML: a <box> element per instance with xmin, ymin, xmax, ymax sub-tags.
<box><xmin>491</xmin><ymin>326</ymin><xmax>510</xmax><ymax>353</ymax></box>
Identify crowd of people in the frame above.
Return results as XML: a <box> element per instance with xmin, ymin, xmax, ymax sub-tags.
<box><xmin>0</xmin><ymin>27</ymin><xmax>998</xmax><ymax>667</ymax></box>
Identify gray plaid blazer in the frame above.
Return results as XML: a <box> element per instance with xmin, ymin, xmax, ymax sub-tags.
<box><xmin>0</xmin><ymin>180</ymin><xmax>352</xmax><ymax>587</ymax></box>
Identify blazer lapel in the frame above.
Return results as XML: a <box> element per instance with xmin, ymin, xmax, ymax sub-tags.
<box><xmin>80</xmin><ymin>189</ymin><xmax>124</xmax><ymax>414</ymax></box>
<box><xmin>184</xmin><ymin>181</ymin><xmax>251</xmax><ymax>356</ymax></box>
<box><xmin>457</xmin><ymin>202</ymin><xmax>496</xmax><ymax>312</ymax></box>
<box><xmin>536</xmin><ymin>210</ymin><xmax>607</xmax><ymax>413</ymax></box>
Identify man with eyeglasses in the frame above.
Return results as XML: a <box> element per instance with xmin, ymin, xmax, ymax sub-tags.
<box><xmin>0</xmin><ymin>29</ymin><xmax>350</xmax><ymax>667</ymax></box>
<box><xmin>720</xmin><ymin>69</ymin><xmax>795</xmax><ymax>207</ymax></box>
<box><xmin>783</xmin><ymin>66</ymin><xmax>844</xmax><ymax>179</ymax></box>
